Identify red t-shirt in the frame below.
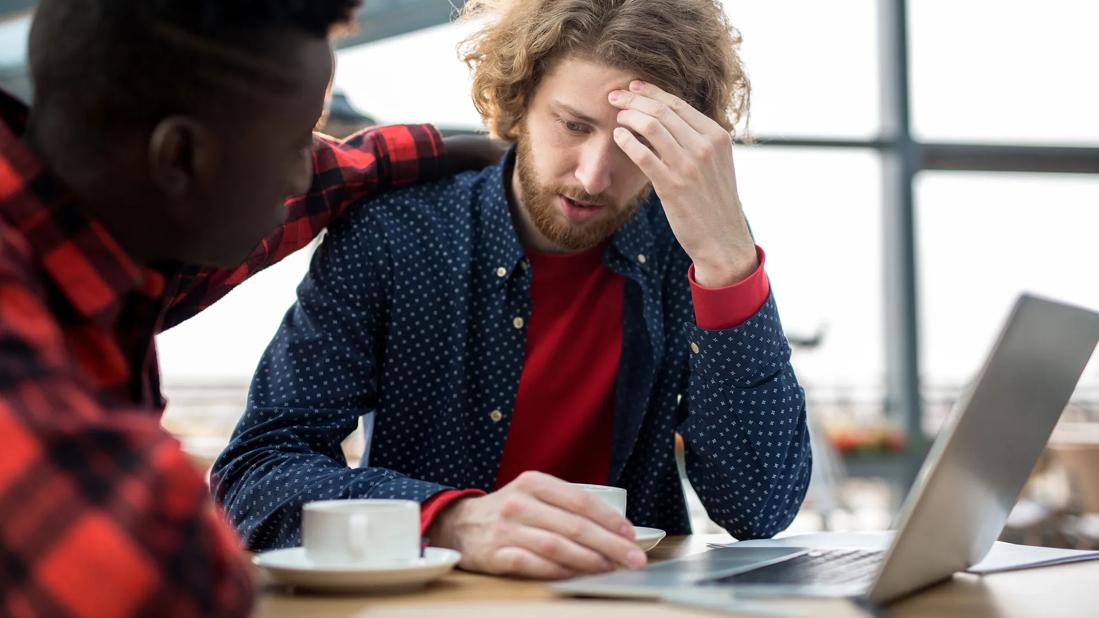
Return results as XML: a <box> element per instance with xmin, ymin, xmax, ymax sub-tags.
<box><xmin>421</xmin><ymin>247</ymin><xmax>771</xmax><ymax>532</ymax></box>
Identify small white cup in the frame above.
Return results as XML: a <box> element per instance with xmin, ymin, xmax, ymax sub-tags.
<box><xmin>302</xmin><ymin>499</ymin><xmax>420</xmax><ymax>566</ymax></box>
<box><xmin>571</xmin><ymin>483</ymin><xmax>627</xmax><ymax>516</ymax></box>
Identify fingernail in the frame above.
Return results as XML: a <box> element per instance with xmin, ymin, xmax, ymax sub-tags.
<box><xmin>627</xmin><ymin>549</ymin><xmax>647</xmax><ymax>569</ymax></box>
<box><xmin>630</xmin><ymin>80</ymin><xmax>644</xmax><ymax>92</ymax></box>
<box><xmin>608</xmin><ymin>91</ymin><xmax>622</xmax><ymax>103</ymax></box>
<box><xmin>613</xmin><ymin>127</ymin><xmax>629</xmax><ymax>141</ymax></box>
<box><xmin>619</xmin><ymin>523</ymin><xmax>635</xmax><ymax>538</ymax></box>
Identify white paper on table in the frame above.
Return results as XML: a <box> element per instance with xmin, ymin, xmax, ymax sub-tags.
<box><xmin>711</xmin><ymin>532</ymin><xmax>1099</xmax><ymax>575</ymax></box>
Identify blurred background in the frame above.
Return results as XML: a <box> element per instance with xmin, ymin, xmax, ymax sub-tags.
<box><xmin>3</xmin><ymin>0</ymin><xmax>1098</xmax><ymax>547</ymax></box>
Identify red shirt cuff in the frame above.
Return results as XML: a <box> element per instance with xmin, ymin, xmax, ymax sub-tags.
<box><xmin>420</xmin><ymin>488</ymin><xmax>486</xmax><ymax>537</ymax></box>
<box><xmin>689</xmin><ymin>246</ymin><xmax>770</xmax><ymax>330</ymax></box>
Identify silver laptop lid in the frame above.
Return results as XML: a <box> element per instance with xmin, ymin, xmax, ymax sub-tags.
<box><xmin>869</xmin><ymin>294</ymin><xmax>1099</xmax><ymax>604</ymax></box>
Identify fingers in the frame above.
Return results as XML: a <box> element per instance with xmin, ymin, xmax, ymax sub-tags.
<box><xmin>512</xmin><ymin>474</ymin><xmax>646</xmax><ymax>570</ymax></box>
<box><xmin>614</xmin><ymin>108</ymin><xmax>685</xmax><ymax>168</ymax></box>
<box><xmin>489</xmin><ymin>546</ymin><xmax>576</xmax><ymax>580</ymax></box>
<box><xmin>516</xmin><ymin>472</ymin><xmax>631</xmax><ymax>538</ymax></box>
<box><xmin>607</xmin><ymin>81</ymin><xmax>732</xmax><ymax>190</ymax></box>
<box><xmin>535</xmin><ymin>503</ymin><xmax>646</xmax><ymax>570</ymax></box>
<box><xmin>612</xmin><ymin>126</ymin><xmax>670</xmax><ymax>186</ymax></box>
<box><xmin>609</xmin><ymin>89</ymin><xmax>705</xmax><ymax>156</ymax></box>
<box><xmin>622</xmin><ymin>80</ymin><xmax>717</xmax><ymax>136</ymax></box>
<box><xmin>508</xmin><ymin>525</ymin><xmax>616</xmax><ymax>575</ymax></box>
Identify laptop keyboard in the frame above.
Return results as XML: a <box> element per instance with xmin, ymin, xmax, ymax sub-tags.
<box><xmin>707</xmin><ymin>549</ymin><xmax>885</xmax><ymax>587</ymax></box>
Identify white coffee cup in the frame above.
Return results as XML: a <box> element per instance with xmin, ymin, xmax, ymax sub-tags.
<box><xmin>571</xmin><ymin>483</ymin><xmax>627</xmax><ymax>516</ymax></box>
<box><xmin>302</xmin><ymin>499</ymin><xmax>420</xmax><ymax>566</ymax></box>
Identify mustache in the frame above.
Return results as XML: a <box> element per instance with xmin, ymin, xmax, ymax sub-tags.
<box><xmin>551</xmin><ymin>186</ymin><xmax>610</xmax><ymax>207</ymax></box>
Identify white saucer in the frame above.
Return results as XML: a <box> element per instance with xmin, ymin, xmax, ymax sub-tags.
<box><xmin>253</xmin><ymin>547</ymin><xmax>461</xmax><ymax>593</ymax></box>
<box><xmin>633</xmin><ymin>526</ymin><xmax>667</xmax><ymax>552</ymax></box>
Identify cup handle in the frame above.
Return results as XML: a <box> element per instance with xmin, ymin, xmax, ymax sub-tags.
<box><xmin>348</xmin><ymin>513</ymin><xmax>370</xmax><ymax>560</ymax></box>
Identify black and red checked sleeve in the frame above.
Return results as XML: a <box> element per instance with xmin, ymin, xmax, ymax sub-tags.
<box><xmin>162</xmin><ymin>123</ymin><xmax>446</xmax><ymax>330</ymax></box>
<box><xmin>0</xmin><ymin>281</ymin><xmax>253</xmax><ymax>617</ymax></box>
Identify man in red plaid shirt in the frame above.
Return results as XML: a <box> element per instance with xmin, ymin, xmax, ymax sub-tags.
<box><xmin>0</xmin><ymin>1</ymin><xmax>488</xmax><ymax>615</ymax></box>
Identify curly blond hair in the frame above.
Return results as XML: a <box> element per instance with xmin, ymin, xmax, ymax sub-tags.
<box><xmin>458</xmin><ymin>0</ymin><xmax>750</xmax><ymax>140</ymax></box>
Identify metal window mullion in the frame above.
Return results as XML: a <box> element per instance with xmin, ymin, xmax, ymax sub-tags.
<box><xmin>878</xmin><ymin>0</ymin><xmax>925</xmax><ymax>480</ymax></box>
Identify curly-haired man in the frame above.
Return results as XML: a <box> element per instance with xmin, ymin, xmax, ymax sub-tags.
<box><xmin>215</xmin><ymin>0</ymin><xmax>812</xmax><ymax>580</ymax></box>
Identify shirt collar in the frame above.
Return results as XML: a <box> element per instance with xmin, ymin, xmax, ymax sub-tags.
<box><xmin>476</xmin><ymin>147</ymin><xmax>526</xmax><ymax>281</ymax></box>
<box><xmin>477</xmin><ymin>146</ymin><xmax>658</xmax><ymax>280</ymax></box>
<box><xmin>0</xmin><ymin>89</ymin><xmax>165</xmax><ymax>327</ymax></box>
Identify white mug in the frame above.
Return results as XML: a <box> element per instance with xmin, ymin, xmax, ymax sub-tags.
<box><xmin>571</xmin><ymin>483</ymin><xmax>627</xmax><ymax>516</ymax></box>
<box><xmin>302</xmin><ymin>499</ymin><xmax>420</xmax><ymax>566</ymax></box>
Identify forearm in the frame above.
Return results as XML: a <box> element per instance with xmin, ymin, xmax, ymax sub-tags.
<box><xmin>681</xmin><ymin>392</ymin><xmax>812</xmax><ymax>538</ymax></box>
<box><xmin>212</xmin><ymin>408</ymin><xmax>453</xmax><ymax>550</ymax></box>
<box><xmin>678</xmin><ymin>295</ymin><xmax>813</xmax><ymax>538</ymax></box>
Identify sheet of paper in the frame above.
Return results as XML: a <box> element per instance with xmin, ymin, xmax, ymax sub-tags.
<box><xmin>712</xmin><ymin>531</ymin><xmax>1099</xmax><ymax>574</ymax></box>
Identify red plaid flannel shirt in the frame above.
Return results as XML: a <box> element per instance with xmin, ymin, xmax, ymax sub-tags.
<box><xmin>0</xmin><ymin>89</ymin><xmax>445</xmax><ymax>617</ymax></box>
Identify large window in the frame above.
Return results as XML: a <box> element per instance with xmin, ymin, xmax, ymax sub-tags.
<box><xmin>916</xmin><ymin>172</ymin><xmax>1099</xmax><ymax>433</ymax></box>
<box><xmin>736</xmin><ymin>148</ymin><xmax>885</xmax><ymax>390</ymax></box>
<box><xmin>723</xmin><ymin>0</ymin><xmax>880</xmax><ymax>139</ymax></box>
<box><xmin>909</xmin><ymin>0</ymin><xmax>1099</xmax><ymax>146</ymax></box>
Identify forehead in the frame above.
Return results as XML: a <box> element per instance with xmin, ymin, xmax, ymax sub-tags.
<box><xmin>531</xmin><ymin>56</ymin><xmax>638</xmax><ymax>125</ymax></box>
<box><xmin>288</xmin><ymin>35</ymin><xmax>336</xmax><ymax>99</ymax></box>
<box><xmin>262</xmin><ymin>34</ymin><xmax>333</xmax><ymax>110</ymax></box>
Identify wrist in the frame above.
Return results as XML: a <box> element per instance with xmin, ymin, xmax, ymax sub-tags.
<box><xmin>692</xmin><ymin>248</ymin><xmax>759</xmax><ymax>288</ymax></box>
<box><xmin>425</xmin><ymin>495</ymin><xmax>474</xmax><ymax>551</ymax></box>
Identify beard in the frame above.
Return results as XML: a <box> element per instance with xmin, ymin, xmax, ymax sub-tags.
<box><xmin>515</xmin><ymin>133</ymin><xmax>651</xmax><ymax>252</ymax></box>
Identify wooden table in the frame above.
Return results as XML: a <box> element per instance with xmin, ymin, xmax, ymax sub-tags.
<box><xmin>255</xmin><ymin>534</ymin><xmax>1099</xmax><ymax>617</ymax></box>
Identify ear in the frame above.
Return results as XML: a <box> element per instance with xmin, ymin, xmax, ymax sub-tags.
<box><xmin>148</xmin><ymin>117</ymin><xmax>212</xmax><ymax>200</ymax></box>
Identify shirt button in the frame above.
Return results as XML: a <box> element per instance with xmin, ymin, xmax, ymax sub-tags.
<box><xmin>637</xmin><ymin>254</ymin><xmax>647</xmax><ymax>265</ymax></box>
<box><xmin>513</xmin><ymin>317</ymin><xmax>525</xmax><ymax>329</ymax></box>
<box><xmin>520</xmin><ymin>259</ymin><xmax>530</xmax><ymax>272</ymax></box>
<box><xmin>489</xmin><ymin>409</ymin><xmax>504</xmax><ymax>423</ymax></box>
<box><xmin>690</xmin><ymin>342</ymin><xmax>700</xmax><ymax>354</ymax></box>
<box><xmin>495</xmin><ymin>266</ymin><xmax>507</xmax><ymax>278</ymax></box>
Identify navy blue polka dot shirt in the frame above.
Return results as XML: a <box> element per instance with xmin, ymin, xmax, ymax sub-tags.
<box><xmin>212</xmin><ymin>149</ymin><xmax>812</xmax><ymax>550</ymax></box>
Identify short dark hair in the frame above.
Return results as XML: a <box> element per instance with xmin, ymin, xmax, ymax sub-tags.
<box><xmin>28</xmin><ymin>0</ymin><xmax>361</xmax><ymax>133</ymax></box>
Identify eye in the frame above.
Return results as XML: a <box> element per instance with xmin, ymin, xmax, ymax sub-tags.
<box><xmin>561</xmin><ymin>119</ymin><xmax>588</xmax><ymax>134</ymax></box>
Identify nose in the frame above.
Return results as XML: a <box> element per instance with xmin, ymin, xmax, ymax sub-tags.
<box><xmin>287</xmin><ymin>149</ymin><xmax>313</xmax><ymax>197</ymax></box>
<box><xmin>574</xmin><ymin>138</ymin><xmax>614</xmax><ymax>197</ymax></box>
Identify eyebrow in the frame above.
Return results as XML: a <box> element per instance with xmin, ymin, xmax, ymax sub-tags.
<box><xmin>552</xmin><ymin>101</ymin><xmax>603</xmax><ymax>126</ymax></box>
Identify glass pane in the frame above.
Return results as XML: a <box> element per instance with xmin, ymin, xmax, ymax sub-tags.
<box><xmin>0</xmin><ymin>15</ymin><xmax>29</xmax><ymax>67</ymax></box>
<box><xmin>736</xmin><ymin>147</ymin><xmax>885</xmax><ymax>393</ymax></box>
<box><xmin>722</xmin><ymin>0</ymin><xmax>880</xmax><ymax>139</ymax></box>
<box><xmin>334</xmin><ymin>21</ymin><xmax>502</xmax><ymax>131</ymax></box>
<box><xmin>916</xmin><ymin>172</ymin><xmax>1099</xmax><ymax>433</ymax></box>
<box><xmin>157</xmin><ymin>244</ymin><xmax>315</xmax><ymax>385</ymax></box>
<box><xmin>910</xmin><ymin>0</ymin><xmax>1099</xmax><ymax>146</ymax></box>
<box><xmin>0</xmin><ymin>15</ymin><xmax>30</xmax><ymax>100</ymax></box>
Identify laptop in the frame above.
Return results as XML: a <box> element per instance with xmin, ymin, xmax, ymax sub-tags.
<box><xmin>554</xmin><ymin>294</ymin><xmax>1099</xmax><ymax>606</ymax></box>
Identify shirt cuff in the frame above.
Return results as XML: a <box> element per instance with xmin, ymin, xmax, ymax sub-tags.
<box><xmin>689</xmin><ymin>246</ymin><xmax>770</xmax><ymax>330</ymax></box>
<box><xmin>420</xmin><ymin>488</ymin><xmax>486</xmax><ymax>537</ymax></box>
